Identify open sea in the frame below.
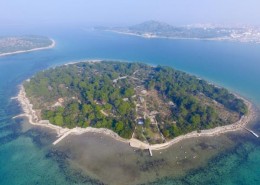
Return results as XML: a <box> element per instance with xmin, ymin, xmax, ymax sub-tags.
<box><xmin>0</xmin><ymin>27</ymin><xmax>260</xmax><ymax>185</ymax></box>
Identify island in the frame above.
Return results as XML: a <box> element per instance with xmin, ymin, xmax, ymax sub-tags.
<box><xmin>97</xmin><ymin>20</ymin><xmax>260</xmax><ymax>43</ymax></box>
<box><xmin>16</xmin><ymin>61</ymin><xmax>254</xmax><ymax>150</ymax></box>
<box><xmin>0</xmin><ymin>35</ymin><xmax>55</xmax><ymax>57</ymax></box>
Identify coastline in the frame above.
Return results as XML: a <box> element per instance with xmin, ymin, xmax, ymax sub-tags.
<box><xmin>0</xmin><ymin>38</ymin><xmax>56</xmax><ymax>57</ymax></box>
<box><xmin>106</xmin><ymin>30</ymin><xmax>260</xmax><ymax>44</ymax></box>
<box><xmin>16</xmin><ymin>85</ymin><xmax>129</xmax><ymax>143</ymax></box>
<box><xmin>15</xmin><ymin>81</ymin><xmax>256</xmax><ymax>151</ymax></box>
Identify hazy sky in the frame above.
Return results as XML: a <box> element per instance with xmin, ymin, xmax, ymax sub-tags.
<box><xmin>1</xmin><ymin>0</ymin><xmax>260</xmax><ymax>27</ymax></box>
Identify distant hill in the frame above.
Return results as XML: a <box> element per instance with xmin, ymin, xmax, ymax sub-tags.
<box><xmin>129</xmin><ymin>20</ymin><xmax>175</xmax><ymax>32</ymax></box>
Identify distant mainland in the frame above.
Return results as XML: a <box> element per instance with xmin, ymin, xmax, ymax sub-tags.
<box><xmin>97</xmin><ymin>20</ymin><xmax>260</xmax><ymax>43</ymax></box>
<box><xmin>14</xmin><ymin>61</ymin><xmax>255</xmax><ymax>151</ymax></box>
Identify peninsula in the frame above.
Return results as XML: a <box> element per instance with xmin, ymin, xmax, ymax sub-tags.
<box><xmin>98</xmin><ymin>20</ymin><xmax>260</xmax><ymax>43</ymax></box>
<box><xmin>0</xmin><ymin>35</ymin><xmax>55</xmax><ymax>57</ymax></box>
<box><xmin>17</xmin><ymin>61</ymin><xmax>254</xmax><ymax>150</ymax></box>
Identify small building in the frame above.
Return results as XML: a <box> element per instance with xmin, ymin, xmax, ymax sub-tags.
<box><xmin>123</xmin><ymin>98</ymin><xmax>129</xmax><ymax>102</ymax></box>
<box><xmin>168</xmin><ymin>101</ymin><xmax>175</xmax><ymax>106</ymax></box>
<box><xmin>137</xmin><ymin>119</ymin><xmax>144</xmax><ymax>125</ymax></box>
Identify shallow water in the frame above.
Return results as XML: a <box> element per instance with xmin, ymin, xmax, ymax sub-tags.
<box><xmin>50</xmin><ymin>113</ymin><xmax>259</xmax><ymax>185</ymax></box>
<box><xmin>54</xmin><ymin>133</ymin><xmax>233</xmax><ymax>184</ymax></box>
<box><xmin>0</xmin><ymin>27</ymin><xmax>260</xmax><ymax>184</ymax></box>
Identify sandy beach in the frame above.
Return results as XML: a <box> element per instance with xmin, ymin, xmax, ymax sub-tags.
<box><xmin>0</xmin><ymin>39</ymin><xmax>55</xmax><ymax>57</ymax></box>
<box><xmin>15</xmin><ymin>81</ymin><xmax>256</xmax><ymax>151</ymax></box>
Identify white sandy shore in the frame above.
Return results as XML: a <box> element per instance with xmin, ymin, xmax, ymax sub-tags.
<box><xmin>106</xmin><ymin>30</ymin><xmax>225</xmax><ymax>41</ymax></box>
<box><xmin>14</xmin><ymin>76</ymin><xmax>256</xmax><ymax>151</ymax></box>
<box><xmin>0</xmin><ymin>39</ymin><xmax>55</xmax><ymax>57</ymax></box>
<box><xmin>64</xmin><ymin>59</ymin><xmax>102</xmax><ymax>66</ymax></box>
<box><xmin>106</xmin><ymin>30</ymin><xmax>258</xmax><ymax>43</ymax></box>
<box><xmin>15</xmin><ymin>85</ymin><xmax>129</xmax><ymax>144</ymax></box>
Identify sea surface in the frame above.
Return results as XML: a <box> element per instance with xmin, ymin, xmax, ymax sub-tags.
<box><xmin>0</xmin><ymin>27</ymin><xmax>260</xmax><ymax>185</ymax></box>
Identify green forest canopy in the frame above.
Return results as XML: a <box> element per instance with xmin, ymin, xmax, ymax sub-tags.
<box><xmin>24</xmin><ymin>61</ymin><xmax>248</xmax><ymax>139</ymax></box>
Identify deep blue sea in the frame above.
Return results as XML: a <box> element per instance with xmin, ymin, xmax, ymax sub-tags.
<box><xmin>0</xmin><ymin>27</ymin><xmax>260</xmax><ymax>184</ymax></box>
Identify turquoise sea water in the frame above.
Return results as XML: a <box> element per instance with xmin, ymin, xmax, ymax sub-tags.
<box><xmin>0</xmin><ymin>28</ymin><xmax>260</xmax><ymax>184</ymax></box>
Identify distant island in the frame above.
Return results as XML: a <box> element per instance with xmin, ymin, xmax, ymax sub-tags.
<box><xmin>97</xmin><ymin>20</ymin><xmax>260</xmax><ymax>43</ymax></box>
<box><xmin>0</xmin><ymin>35</ymin><xmax>55</xmax><ymax>57</ymax></box>
<box><xmin>17</xmin><ymin>61</ymin><xmax>253</xmax><ymax>149</ymax></box>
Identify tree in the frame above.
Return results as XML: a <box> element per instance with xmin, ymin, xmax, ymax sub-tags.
<box><xmin>144</xmin><ymin>118</ymin><xmax>151</xmax><ymax>128</ymax></box>
<box><xmin>79</xmin><ymin>81</ymin><xmax>87</xmax><ymax>89</ymax></box>
<box><xmin>147</xmin><ymin>80</ymin><xmax>155</xmax><ymax>90</ymax></box>
<box><xmin>82</xmin><ymin>104</ymin><xmax>92</xmax><ymax>114</ymax></box>
<box><xmin>179</xmin><ymin>105</ymin><xmax>188</xmax><ymax>117</ymax></box>
<box><xmin>115</xmin><ymin>121</ymin><xmax>124</xmax><ymax>133</ymax></box>
<box><xmin>118</xmin><ymin>102</ymin><xmax>130</xmax><ymax>116</ymax></box>
<box><xmin>171</xmin><ymin>125</ymin><xmax>181</xmax><ymax>137</ymax></box>
<box><xmin>54</xmin><ymin>115</ymin><xmax>63</xmax><ymax>126</ymax></box>
<box><xmin>88</xmin><ymin>113</ymin><xmax>95</xmax><ymax>121</ymax></box>
<box><xmin>83</xmin><ymin>121</ymin><xmax>90</xmax><ymax>128</ymax></box>
<box><xmin>163</xmin><ymin>130</ymin><xmax>170</xmax><ymax>138</ymax></box>
<box><xmin>123</xmin><ymin>87</ymin><xmax>134</xmax><ymax>97</ymax></box>
<box><xmin>104</xmin><ymin>103</ymin><xmax>112</xmax><ymax>111</ymax></box>
<box><xmin>69</xmin><ymin>103</ymin><xmax>79</xmax><ymax>113</ymax></box>
<box><xmin>190</xmin><ymin>114</ymin><xmax>201</xmax><ymax>128</ymax></box>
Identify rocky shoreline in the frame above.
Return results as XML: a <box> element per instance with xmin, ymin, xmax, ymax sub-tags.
<box><xmin>15</xmin><ymin>82</ymin><xmax>256</xmax><ymax>151</ymax></box>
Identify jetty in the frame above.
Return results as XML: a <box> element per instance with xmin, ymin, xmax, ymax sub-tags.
<box><xmin>148</xmin><ymin>147</ymin><xmax>153</xmax><ymax>157</ymax></box>
<box><xmin>129</xmin><ymin>138</ymin><xmax>153</xmax><ymax>156</ymax></box>
<box><xmin>244</xmin><ymin>127</ymin><xmax>259</xmax><ymax>138</ymax></box>
<box><xmin>53</xmin><ymin>130</ymin><xmax>73</xmax><ymax>145</ymax></box>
